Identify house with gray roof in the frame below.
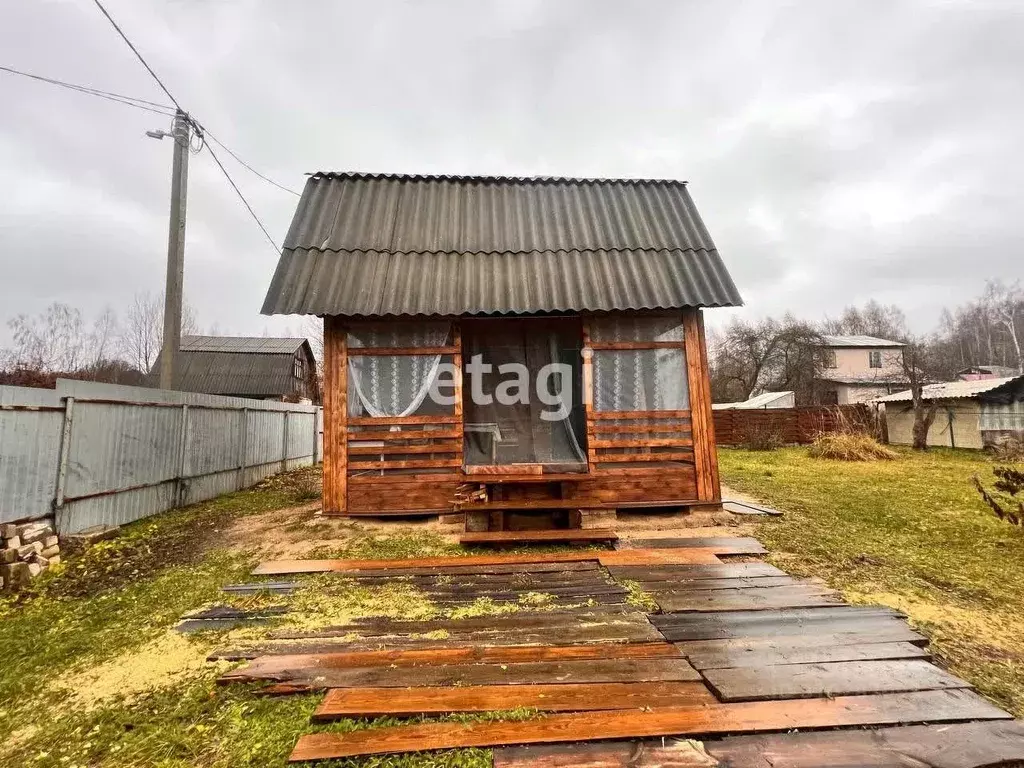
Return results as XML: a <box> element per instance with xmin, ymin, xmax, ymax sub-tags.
<box><xmin>816</xmin><ymin>335</ymin><xmax>909</xmax><ymax>405</ymax></box>
<box><xmin>148</xmin><ymin>336</ymin><xmax>318</xmax><ymax>402</ymax></box>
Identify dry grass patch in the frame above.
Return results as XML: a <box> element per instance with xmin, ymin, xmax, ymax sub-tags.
<box><xmin>808</xmin><ymin>432</ymin><xmax>899</xmax><ymax>461</ymax></box>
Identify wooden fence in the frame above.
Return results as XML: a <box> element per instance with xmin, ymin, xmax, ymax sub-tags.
<box><xmin>713</xmin><ymin>405</ymin><xmax>873</xmax><ymax>446</ymax></box>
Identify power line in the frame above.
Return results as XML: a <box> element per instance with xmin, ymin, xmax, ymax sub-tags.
<box><xmin>88</xmin><ymin>0</ymin><xmax>288</xmax><ymax>253</ymax></box>
<box><xmin>201</xmin><ymin>126</ymin><xmax>301</xmax><ymax>197</ymax></box>
<box><xmin>90</xmin><ymin>0</ymin><xmax>184</xmax><ymax>111</ymax></box>
<box><xmin>0</xmin><ymin>64</ymin><xmax>175</xmax><ymax>116</ymax></box>
<box><xmin>203</xmin><ymin>141</ymin><xmax>283</xmax><ymax>253</ymax></box>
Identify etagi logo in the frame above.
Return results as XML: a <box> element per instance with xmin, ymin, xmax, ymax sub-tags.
<box><xmin>427</xmin><ymin>355</ymin><xmax>573</xmax><ymax>421</ymax></box>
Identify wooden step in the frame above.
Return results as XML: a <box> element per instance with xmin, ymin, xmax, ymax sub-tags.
<box><xmin>460</xmin><ymin>529</ymin><xmax>618</xmax><ymax>546</ymax></box>
<box><xmin>458</xmin><ymin>499</ymin><xmax>605</xmax><ymax>511</ymax></box>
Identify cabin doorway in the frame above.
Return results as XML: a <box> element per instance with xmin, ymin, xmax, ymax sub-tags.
<box><xmin>461</xmin><ymin>317</ymin><xmax>587</xmax><ymax>474</ymax></box>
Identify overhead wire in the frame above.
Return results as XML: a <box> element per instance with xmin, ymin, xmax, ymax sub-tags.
<box><xmin>0</xmin><ymin>64</ymin><xmax>175</xmax><ymax>116</ymax></box>
<box><xmin>88</xmin><ymin>0</ymin><xmax>292</xmax><ymax>251</ymax></box>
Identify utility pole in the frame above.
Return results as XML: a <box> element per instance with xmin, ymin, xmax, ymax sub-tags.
<box><xmin>154</xmin><ymin>109</ymin><xmax>189</xmax><ymax>390</ymax></box>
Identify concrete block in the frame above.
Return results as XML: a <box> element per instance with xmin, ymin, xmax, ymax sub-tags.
<box><xmin>40</xmin><ymin>545</ymin><xmax>60</xmax><ymax>559</ymax></box>
<box><xmin>17</xmin><ymin>542</ymin><xmax>43</xmax><ymax>559</ymax></box>
<box><xmin>61</xmin><ymin>525</ymin><xmax>120</xmax><ymax>555</ymax></box>
<box><xmin>27</xmin><ymin>562</ymin><xmax>42</xmax><ymax>577</ymax></box>
<box><xmin>3</xmin><ymin>536</ymin><xmax>21</xmax><ymax>551</ymax></box>
<box><xmin>0</xmin><ymin>524</ymin><xmax>18</xmax><ymax>539</ymax></box>
<box><xmin>464</xmin><ymin>511</ymin><xmax>490</xmax><ymax>533</ymax></box>
<box><xmin>578</xmin><ymin>508</ymin><xmax>617</xmax><ymax>530</ymax></box>
<box><xmin>42</xmin><ymin>535</ymin><xmax>59</xmax><ymax>549</ymax></box>
<box><xmin>1</xmin><ymin>548</ymin><xmax>17</xmax><ymax>564</ymax></box>
<box><xmin>18</xmin><ymin>524</ymin><xmax>52</xmax><ymax>545</ymax></box>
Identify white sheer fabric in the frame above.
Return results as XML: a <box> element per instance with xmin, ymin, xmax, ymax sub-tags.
<box><xmin>591</xmin><ymin>316</ymin><xmax>689</xmax><ymax>412</ymax></box>
<box><xmin>347</xmin><ymin>322</ymin><xmax>451</xmax><ymax>417</ymax></box>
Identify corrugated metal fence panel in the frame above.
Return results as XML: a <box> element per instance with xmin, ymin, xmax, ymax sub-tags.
<box><xmin>981</xmin><ymin>401</ymin><xmax>1024</xmax><ymax>431</ymax></box>
<box><xmin>0</xmin><ymin>381</ymin><xmax>322</xmax><ymax>535</ymax></box>
<box><xmin>65</xmin><ymin>402</ymin><xmax>181</xmax><ymax>499</ymax></box>
<box><xmin>0</xmin><ymin>385</ymin><xmax>62</xmax><ymax>407</ymax></box>
<box><xmin>0</xmin><ymin>407</ymin><xmax>63</xmax><ymax>523</ymax></box>
<box><xmin>246</xmin><ymin>409</ymin><xmax>283</xmax><ymax>467</ymax></box>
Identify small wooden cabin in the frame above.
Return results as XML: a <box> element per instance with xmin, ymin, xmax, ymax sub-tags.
<box><xmin>262</xmin><ymin>172</ymin><xmax>742</xmax><ymax>528</ymax></box>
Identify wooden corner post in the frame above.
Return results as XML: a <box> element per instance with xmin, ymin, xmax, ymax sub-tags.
<box><xmin>683</xmin><ymin>308</ymin><xmax>721</xmax><ymax>503</ymax></box>
<box><xmin>323</xmin><ymin>316</ymin><xmax>348</xmax><ymax>514</ymax></box>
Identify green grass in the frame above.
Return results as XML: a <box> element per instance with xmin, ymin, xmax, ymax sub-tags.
<box><xmin>0</xmin><ymin>469</ymin><xmax>500</xmax><ymax>768</ymax></box>
<box><xmin>720</xmin><ymin>445</ymin><xmax>1024</xmax><ymax>716</ymax></box>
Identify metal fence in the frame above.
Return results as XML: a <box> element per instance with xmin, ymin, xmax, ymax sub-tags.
<box><xmin>0</xmin><ymin>379</ymin><xmax>322</xmax><ymax>535</ymax></box>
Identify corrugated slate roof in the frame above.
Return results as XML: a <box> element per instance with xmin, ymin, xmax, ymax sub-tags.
<box><xmin>875</xmin><ymin>375</ymin><xmax>1024</xmax><ymax>403</ymax></box>
<box><xmin>148</xmin><ymin>336</ymin><xmax>312</xmax><ymax>397</ymax></box>
<box><xmin>181</xmin><ymin>336</ymin><xmax>307</xmax><ymax>354</ymax></box>
<box><xmin>262</xmin><ymin>173</ymin><xmax>742</xmax><ymax>317</ymax></box>
<box><xmin>821</xmin><ymin>335</ymin><xmax>904</xmax><ymax>348</ymax></box>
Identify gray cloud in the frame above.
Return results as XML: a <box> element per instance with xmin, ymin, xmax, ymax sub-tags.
<box><xmin>2</xmin><ymin>0</ymin><xmax>1022</xmax><ymax>349</ymax></box>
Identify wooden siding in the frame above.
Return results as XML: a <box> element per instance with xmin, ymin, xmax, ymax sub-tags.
<box><xmin>324</xmin><ymin>312</ymin><xmax>720</xmax><ymax>516</ymax></box>
<box><xmin>714</xmin><ymin>404</ymin><xmax>873</xmax><ymax>446</ymax></box>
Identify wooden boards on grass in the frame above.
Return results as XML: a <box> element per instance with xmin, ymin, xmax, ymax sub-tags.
<box><xmin>288</xmin><ymin>689</ymin><xmax>1010</xmax><ymax>761</ymax></box>
<box><xmin>493</xmin><ymin>721</ymin><xmax>1024</xmax><ymax>768</ymax></box>
<box><xmin>219</xmin><ymin>657</ymin><xmax>702</xmax><ymax>689</ymax></box>
<box><xmin>460</xmin><ymin>529</ymin><xmax>618</xmax><ymax>546</ymax></box>
<box><xmin>616</xmin><ymin>537</ymin><xmax>767</xmax><ymax>555</ymax></box>
<box><xmin>655</xmin><ymin>584</ymin><xmax>840</xmax><ymax>613</ymax></box>
<box><xmin>703</xmin><ymin>658</ymin><xmax>969</xmax><ymax>702</ymax></box>
<box><xmin>253</xmin><ymin>547</ymin><xmax>725</xmax><ymax>577</ymax></box>
<box><xmin>313</xmin><ymin>681</ymin><xmax>714</xmax><ymax>719</ymax></box>
<box><xmin>652</xmin><ymin>606</ymin><xmax>906</xmax><ymax>642</ymax></box>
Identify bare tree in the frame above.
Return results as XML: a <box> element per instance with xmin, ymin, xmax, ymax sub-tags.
<box><xmin>4</xmin><ymin>303</ymin><xmax>89</xmax><ymax>372</ymax></box>
<box><xmin>900</xmin><ymin>338</ymin><xmax>941</xmax><ymax>450</ymax></box>
<box><xmin>821</xmin><ymin>300</ymin><xmax>909</xmax><ymax>341</ymax></box>
<box><xmin>985</xmin><ymin>279</ymin><xmax>1023</xmax><ymax>373</ymax></box>
<box><xmin>119</xmin><ymin>292</ymin><xmax>198</xmax><ymax>373</ymax></box>
<box><xmin>710</xmin><ymin>316</ymin><xmax>825</xmax><ymax>404</ymax></box>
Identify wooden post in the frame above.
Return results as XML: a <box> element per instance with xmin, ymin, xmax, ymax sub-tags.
<box><xmin>452</xmin><ymin>321</ymin><xmax>464</xmax><ymax>468</ymax></box>
<box><xmin>323</xmin><ymin>317</ymin><xmax>348</xmax><ymax>514</ymax></box>
<box><xmin>684</xmin><ymin>308</ymin><xmax>721</xmax><ymax>503</ymax></box>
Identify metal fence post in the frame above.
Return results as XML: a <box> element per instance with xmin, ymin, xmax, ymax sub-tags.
<box><xmin>237</xmin><ymin>407</ymin><xmax>249</xmax><ymax>490</ymax></box>
<box><xmin>314</xmin><ymin>408</ymin><xmax>322</xmax><ymax>464</ymax></box>
<box><xmin>175</xmin><ymin>404</ymin><xmax>190</xmax><ymax>507</ymax></box>
<box><xmin>281</xmin><ymin>410</ymin><xmax>289</xmax><ymax>473</ymax></box>
<box><xmin>53</xmin><ymin>397</ymin><xmax>75</xmax><ymax>522</ymax></box>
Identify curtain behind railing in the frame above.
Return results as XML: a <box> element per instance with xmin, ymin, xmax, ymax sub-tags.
<box><xmin>347</xmin><ymin>322</ymin><xmax>452</xmax><ymax>417</ymax></box>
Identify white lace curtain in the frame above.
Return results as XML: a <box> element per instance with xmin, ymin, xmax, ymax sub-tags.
<box><xmin>347</xmin><ymin>322</ymin><xmax>451</xmax><ymax>418</ymax></box>
<box><xmin>591</xmin><ymin>316</ymin><xmax>689</xmax><ymax>412</ymax></box>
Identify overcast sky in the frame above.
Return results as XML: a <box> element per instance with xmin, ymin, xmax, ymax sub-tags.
<box><xmin>2</xmin><ymin>0</ymin><xmax>1022</xmax><ymax>349</ymax></box>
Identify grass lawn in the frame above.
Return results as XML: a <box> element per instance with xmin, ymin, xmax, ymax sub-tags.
<box><xmin>720</xmin><ymin>445</ymin><xmax>1024</xmax><ymax>717</ymax></box>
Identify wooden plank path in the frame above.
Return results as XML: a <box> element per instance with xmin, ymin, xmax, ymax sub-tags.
<box><xmin>460</xmin><ymin>529</ymin><xmax>618</xmax><ymax>546</ymax></box>
<box><xmin>289</xmin><ymin>689</ymin><xmax>1010</xmax><ymax>761</ymax></box>
<box><xmin>222</xmin><ymin>535</ymin><xmax>1024</xmax><ymax>762</ymax></box>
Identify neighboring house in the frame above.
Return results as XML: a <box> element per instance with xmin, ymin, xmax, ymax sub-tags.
<box><xmin>148</xmin><ymin>336</ymin><xmax>318</xmax><ymax>402</ymax></box>
<box><xmin>816</xmin><ymin>335</ymin><xmax>909</xmax><ymax>405</ymax></box>
<box><xmin>713</xmin><ymin>391</ymin><xmax>795</xmax><ymax>410</ymax></box>
<box><xmin>876</xmin><ymin>375</ymin><xmax>1024</xmax><ymax>450</ymax></box>
<box><xmin>261</xmin><ymin>172</ymin><xmax>742</xmax><ymax>521</ymax></box>
<box><xmin>956</xmin><ymin>365</ymin><xmax>1019</xmax><ymax>381</ymax></box>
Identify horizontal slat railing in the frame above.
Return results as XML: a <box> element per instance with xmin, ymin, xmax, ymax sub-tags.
<box><xmin>585</xmin><ymin>410</ymin><xmax>695</xmax><ymax>472</ymax></box>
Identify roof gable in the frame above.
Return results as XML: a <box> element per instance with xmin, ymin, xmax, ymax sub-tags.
<box><xmin>262</xmin><ymin>172</ymin><xmax>742</xmax><ymax>317</ymax></box>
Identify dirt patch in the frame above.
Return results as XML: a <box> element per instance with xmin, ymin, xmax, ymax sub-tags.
<box><xmin>52</xmin><ymin>632</ymin><xmax>227</xmax><ymax>712</ymax></box>
<box><xmin>220</xmin><ymin>505</ymin><xmax>455</xmax><ymax>559</ymax></box>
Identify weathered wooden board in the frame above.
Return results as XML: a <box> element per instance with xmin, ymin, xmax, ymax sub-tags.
<box><xmin>705</xmin><ymin>720</ymin><xmax>1024</xmax><ymax>767</ymax></box>
<box><xmin>598</xmin><ymin>550</ymin><xmax>724</xmax><ymax>567</ymax></box>
<box><xmin>606</xmin><ymin>563</ymin><xmax>787</xmax><ymax>582</ymax></box>
<box><xmin>617</xmin><ymin>537</ymin><xmax>766</xmax><ymax>554</ymax></box>
<box><xmin>328</xmin><ymin>561</ymin><xmax>604</xmax><ymax>579</ymax></box>
<box><xmin>313</xmin><ymin>681</ymin><xmax>714</xmax><ymax>719</ymax></box>
<box><xmin>656</xmin><ymin>585</ymin><xmax>840</xmax><ymax>613</ymax></box>
<box><xmin>673</xmin><ymin>628</ymin><xmax>930</xmax><ymax>662</ymax></box>
<box><xmin>722</xmin><ymin>500</ymin><xmax>782</xmax><ymax>516</ymax></box>
<box><xmin>288</xmin><ymin>689</ymin><xmax>1011</xmax><ymax>761</ymax></box>
<box><xmin>460</xmin><ymin>529</ymin><xmax>617</xmax><ymax>546</ymax></box>
<box><xmin>703</xmin><ymin>659</ymin><xmax>970</xmax><ymax>702</ymax></box>
<box><xmin>253</xmin><ymin>552</ymin><xmax>602</xmax><ymax>575</ymax></box>
<box><xmin>226</xmin><ymin>657</ymin><xmax>702</xmax><ymax>689</ymax></box>
<box><xmin>254</xmin><ymin>548</ymin><xmax>722</xmax><ymax>576</ymax></box>
<box><xmin>652</xmin><ymin>606</ymin><xmax>905</xmax><ymax>641</ymax></box>
<box><xmin>639</xmin><ymin>576</ymin><xmax>799</xmax><ymax>592</ymax></box>
<box><xmin>494</xmin><ymin>740</ymin><xmax>719</xmax><ymax>768</ymax></box>
<box><xmin>684</xmin><ymin>641</ymin><xmax>930</xmax><ymax>671</ymax></box>
<box><xmin>220</xmin><ymin>642</ymin><xmax>683</xmax><ymax>680</ymax></box>
<box><xmin>494</xmin><ymin>721</ymin><xmax>1024</xmax><ymax>768</ymax></box>
<box><xmin>274</xmin><ymin>607</ymin><xmax>647</xmax><ymax>637</ymax></box>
